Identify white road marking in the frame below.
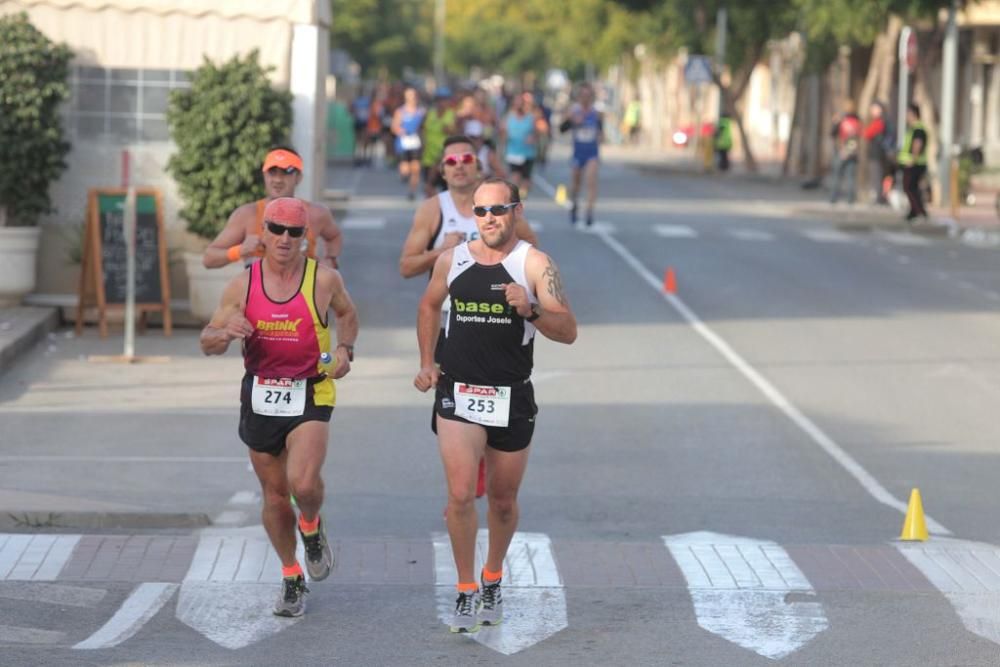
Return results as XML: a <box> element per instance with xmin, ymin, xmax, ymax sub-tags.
<box><xmin>433</xmin><ymin>530</ymin><xmax>567</xmax><ymax>655</ymax></box>
<box><xmin>0</xmin><ymin>624</ymin><xmax>65</xmax><ymax>645</ymax></box>
<box><xmin>0</xmin><ymin>582</ymin><xmax>106</xmax><ymax>607</ymax></box>
<box><xmin>227</xmin><ymin>491</ymin><xmax>259</xmax><ymax>505</ymax></box>
<box><xmin>341</xmin><ymin>217</ymin><xmax>387</xmax><ymax>230</ymax></box>
<box><xmin>176</xmin><ymin>582</ymin><xmax>301</xmax><ymax>650</ymax></box>
<box><xmin>532</xmin><ymin>174</ymin><xmax>570</xmax><ymax>208</ymax></box>
<box><xmin>577</xmin><ymin>221</ymin><xmax>617</xmax><ymax>233</ymax></box>
<box><xmin>176</xmin><ymin>529</ymin><xmax>306</xmax><ymax>649</ymax></box>
<box><xmin>664</xmin><ymin>531</ymin><xmax>827</xmax><ymax>660</ymax></box>
<box><xmin>0</xmin><ymin>456</ymin><xmax>246</xmax><ymax>463</ymax></box>
<box><xmin>654</xmin><ymin>224</ymin><xmax>698</xmax><ymax>238</ymax></box>
<box><xmin>184</xmin><ymin>532</ymin><xmax>302</xmax><ymax>583</ymax></box>
<box><xmin>801</xmin><ymin>229</ymin><xmax>855</xmax><ymax>243</ymax></box>
<box><xmin>879</xmin><ymin>231</ymin><xmax>932</xmax><ymax>246</ymax></box>
<box><xmin>0</xmin><ymin>534</ymin><xmax>80</xmax><ymax>581</ymax></box>
<box><xmin>212</xmin><ymin>511</ymin><xmax>247</xmax><ymax>526</ymax></box>
<box><xmin>896</xmin><ymin>255</ymin><xmax>912</xmax><ymax>264</ymax></box>
<box><xmin>593</xmin><ymin>229</ymin><xmax>951</xmax><ymax>535</ymax></box>
<box><xmin>897</xmin><ymin>538</ymin><xmax>1000</xmax><ymax>647</ymax></box>
<box><xmin>728</xmin><ymin>229</ymin><xmax>774</xmax><ymax>242</ymax></box>
<box><xmin>74</xmin><ymin>583</ymin><xmax>177</xmax><ymax>650</ymax></box>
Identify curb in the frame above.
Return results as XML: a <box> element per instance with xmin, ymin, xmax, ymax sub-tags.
<box><xmin>0</xmin><ymin>511</ymin><xmax>213</xmax><ymax>533</ymax></box>
<box><xmin>0</xmin><ymin>306</ymin><xmax>59</xmax><ymax>377</ymax></box>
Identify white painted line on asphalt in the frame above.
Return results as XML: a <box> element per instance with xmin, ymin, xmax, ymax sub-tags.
<box><xmin>74</xmin><ymin>582</ymin><xmax>178</xmax><ymax>650</ymax></box>
<box><xmin>897</xmin><ymin>538</ymin><xmax>1000</xmax><ymax>647</ymax></box>
<box><xmin>729</xmin><ymin>229</ymin><xmax>774</xmax><ymax>242</ymax></box>
<box><xmin>533</xmin><ymin>174</ymin><xmax>571</xmax><ymax>209</ymax></box>
<box><xmin>212</xmin><ymin>511</ymin><xmax>246</xmax><ymax>526</ymax></box>
<box><xmin>578</xmin><ymin>221</ymin><xmax>617</xmax><ymax>234</ymax></box>
<box><xmin>986</xmin><ymin>292</ymin><xmax>1000</xmax><ymax>302</ymax></box>
<box><xmin>896</xmin><ymin>255</ymin><xmax>912</xmax><ymax>264</ymax></box>
<box><xmin>0</xmin><ymin>624</ymin><xmax>65</xmax><ymax>645</ymax></box>
<box><xmin>664</xmin><ymin>531</ymin><xmax>827</xmax><ymax>660</ymax></box>
<box><xmin>176</xmin><ymin>581</ymin><xmax>300</xmax><ymax>650</ymax></box>
<box><xmin>0</xmin><ymin>534</ymin><xmax>32</xmax><ymax>579</ymax></box>
<box><xmin>341</xmin><ymin>217</ymin><xmax>387</xmax><ymax>230</ymax></box>
<box><xmin>228</xmin><ymin>491</ymin><xmax>259</xmax><ymax>505</ymax></box>
<box><xmin>0</xmin><ymin>455</ymin><xmax>247</xmax><ymax>464</ymax></box>
<box><xmin>433</xmin><ymin>530</ymin><xmax>567</xmax><ymax>655</ymax></box>
<box><xmin>801</xmin><ymin>229</ymin><xmax>855</xmax><ymax>243</ymax></box>
<box><xmin>594</xmin><ymin>229</ymin><xmax>951</xmax><ymax>535</ymax></box>
<box><xmin>3</xmin><ymin>534</ymin><xmax>79</xmax><ymax>581</ymax></box>
<box><xmin>654</xmin><ymin>224</ymin><xmax>698</xmax><ymax>238</ymax></box>
<box><xmin>879</xmin><ymin>231</ymin><xmax>932</xmax><ymax>246</ymax></box>
<box><xmin>185</xmin><ymin>531</ymin><xmax>303</xmax><ymax>583</ymax></box>
<box><xmin>234</xmin><ymin>539</ymin><xmax>269</xmax><ymax>583</ymax></box>
<box><xmin>0</xmin><ymin>581</ymin><xmax>106</xmax><ymax>608</ymax></box>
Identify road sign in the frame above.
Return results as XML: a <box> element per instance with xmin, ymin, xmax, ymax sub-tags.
<box><xmin>901</xmin><ymin>27</ymin><xmax>918</xmax><ymax>72</ymax></box>
<box><xmin>684</xmin><ymin>56</ymin><xmax>714</xmax><ymax>85</ymax></box>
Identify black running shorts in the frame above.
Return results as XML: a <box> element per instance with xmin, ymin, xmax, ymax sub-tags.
<box><xmin>432</xmin><ymin>374</ymin><xmax>537</xmax><ymax>452</ymax></box>
<box><xmin>238</xmin><ymin>374</ymin><xmax>333</xmax><ymax>457</ymax></box>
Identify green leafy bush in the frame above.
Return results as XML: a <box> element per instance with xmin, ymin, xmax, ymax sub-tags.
<box><xmin>0</xmin><ymin>13</ymin><xmax>72</xmax><ymax>227</ymax></box>
<box><xmin>166</xmin><ymin>51</ymin><xmax>292</xmax><ymax>240</ymax></box>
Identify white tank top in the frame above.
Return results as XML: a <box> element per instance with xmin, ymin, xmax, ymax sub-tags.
<box><xmin>433</xmin><ymin>191</ymin><xmax>479</xmax><ymax>321</ymax></box>
<box><xmin>432</xmin><ymin>191</ymin><xmax>478</xmax><ymax>248</ymax></box>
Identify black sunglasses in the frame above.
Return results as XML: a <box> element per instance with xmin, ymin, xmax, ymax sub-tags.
<box><xmin>265</xmin><ymin>221</ymin><xmax>306</xmax><ymax>238</ymax></box>
<box><xmin>266</xmin><ymin>166</ymin><xmax>300</xmax><ymax>175</ymax></box>
<box><xmin>473</xmin><ymin>203</ymin><xmax>518</xmax><ymax>217</ymax></box>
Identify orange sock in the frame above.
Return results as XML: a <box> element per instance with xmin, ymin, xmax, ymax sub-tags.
<box><xmin>282</xmin><ymin>563</ymin><xmax>303</xmax><ymax>579</ymax></box>
<box><xmin>482</xmin><ymin>567</ymin><xmax>502</xmax><ymax>583</ymax></box>
<box><xmin>456</xmin><ymin>582</ymin><xmax>478</xmax><ymax>594</ymax></box>
<box><xmin>298</xmin><ymin>514</ymin><xmax>320</xmax><ymax>535</ymax></box>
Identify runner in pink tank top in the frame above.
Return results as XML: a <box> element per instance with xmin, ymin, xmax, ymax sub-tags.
<box><xmin>199</xmin><ymin>197</ymin><xmax>359</xmax><ymax>618</ymax></box>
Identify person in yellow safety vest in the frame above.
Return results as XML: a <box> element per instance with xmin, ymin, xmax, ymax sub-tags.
<box><xmin>897</xmin><ymin>103</ymin><xmax>928</xmax><ymax>222</ymax></box>
<box><xmin>714</xmin><ymin>115</ymin><xmax>733</xmax><ymax>172</ymax></box>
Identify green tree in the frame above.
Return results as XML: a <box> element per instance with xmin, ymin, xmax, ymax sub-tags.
<box><xmin>330</xmin><ymin>0</ymin><xmax>434</xmax><ymax>78</ymax></box>
<box><xmin>0</xmin><ymin>13</ymin><xmax>72</xmax><ymax>227</ymax></box>
<box><xmin>166</xmin><ymin>51</ymin><xmax>292</xmax><ymax>240</ymax></box>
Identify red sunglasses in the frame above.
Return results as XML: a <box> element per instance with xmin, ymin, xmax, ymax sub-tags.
<box><xmin>442</xmin><ymin>152</ymin><xmax>476</xmax><ymax>167</ymax></box>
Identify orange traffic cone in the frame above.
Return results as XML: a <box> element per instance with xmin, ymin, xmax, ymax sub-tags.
<box><xmin>663</xmin><ymin>268</ymin><xmax>677</xmax><ymax>294</ymax></box>
<box><xmin>899</xmin><ymin>488</ymin><xmax>929</xmax><ymax>541</ymax></box>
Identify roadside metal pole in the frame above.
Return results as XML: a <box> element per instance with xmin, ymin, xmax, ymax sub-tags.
<box><xmin>122</xmin><ymin>149</ymin><xmax>136</xmax><ymax>360</ymax></box>
<box><xmin>434</xmin><ymin>0</ymin><xmax>445</xmax><ymax>85</ymax></box>
<box><xmin>897</xmin><ymin>26</ymin><xmax>911</xmax><ymax>152</ymax></box>
<box><xmin>938</xmin><ymin>0</ymin><xmax>958</xmax><ymax>204</ymax></box>
<box><xmin>715</xmin><ymin>7</ymin><xmax>727</xmax><ymax>119</ymax></box>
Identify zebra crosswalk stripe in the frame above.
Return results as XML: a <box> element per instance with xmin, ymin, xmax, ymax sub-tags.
<box><xmin>663</xmin><ymin>531</ymin><xmax>828</xmax><ymax>660</ymax></box>
<box><xmin>433</xmin><ymin>530</ymin><xmax>567</xmax><ymax>655</ymax></box>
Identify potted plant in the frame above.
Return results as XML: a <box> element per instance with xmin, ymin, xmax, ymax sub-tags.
<box><xmin>0</xmin><ymin>13</ymin><xmax>72</xmax><ymax>305</ymax></box>
<box><xmin>166</xmin><ymin>50</ymin><xmax>292</xmax><ymax>321</ymax></box>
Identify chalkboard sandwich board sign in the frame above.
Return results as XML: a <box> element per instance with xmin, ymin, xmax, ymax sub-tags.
<box><xmin>76</xmin><ymin>188</ymin><xmax>172</xmax><ymax>337</ymax></box>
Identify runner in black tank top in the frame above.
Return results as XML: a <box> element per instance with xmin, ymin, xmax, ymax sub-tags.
<box><xmin>413</xmin><ymin>177</ymin><xmax>577</xmax><ymax>633</ymax></box>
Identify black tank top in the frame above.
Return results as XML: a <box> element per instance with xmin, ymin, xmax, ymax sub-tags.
<box><xmin>440</xmin><ymin>241</ymin><xmax>536</xmax><ymax>385</ymax></box>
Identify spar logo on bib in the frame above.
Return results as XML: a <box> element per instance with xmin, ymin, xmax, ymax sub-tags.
<box><xmin>457</xmin><ymin>384</ymin><xmax>502</xmax><ymax>397</ymax></box>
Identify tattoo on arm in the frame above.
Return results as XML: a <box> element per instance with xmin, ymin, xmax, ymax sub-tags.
<box><xmin>543</xmin><ymin>259</ymin><xmax>567</xmax><ymax>306</ymax></box>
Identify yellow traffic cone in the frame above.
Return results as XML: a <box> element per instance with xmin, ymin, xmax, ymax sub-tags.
<box><xmin>899</xmin><ymin>488</ymin><xmax>929</xmax><ymax>541</ymax></box>
<box><xmin>555</xmin><ymin>184</ymin><xmax>567</xmax><ymax>205</ymax></box>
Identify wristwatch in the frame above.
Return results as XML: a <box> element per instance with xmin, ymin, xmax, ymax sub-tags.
<box><xmin>525</xmin><ymin>304</ymin><xmax>541</xmax><ymax>322</ymax></box>
<box><xmin>337</xmin><ymin>343</ymin><xmax>354</xmax><ymax>361</ymax></box>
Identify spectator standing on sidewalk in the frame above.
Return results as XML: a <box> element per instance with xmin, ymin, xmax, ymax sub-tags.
<box><xmin>830</xmin><ymin>101</ymin><xmax>861</xmax><ymax>205</ymax></box>
<box><xmin>200</xmin><ymin>197</ymin><xmax>358</xmax><ymax>617</ymax></box>
<box><xmin>863</xmin><ymin>101</ymin><xmax>893</xmax><ymax>205</ymax></box>
<box><xmin>898</xmin><ymin>103</ymin><xmax>928</xmax><ymax>222</ymax></box>
<box><xmin>714</xmin><ymin>114</ymin><xmax>733</xmax><ymax>172</ymax></box>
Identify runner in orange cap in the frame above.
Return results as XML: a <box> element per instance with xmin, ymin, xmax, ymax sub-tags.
<box><xmin>202</xmin><ymin>146</ymin><xmax>343</xmax><ymax>270</ymax></box>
